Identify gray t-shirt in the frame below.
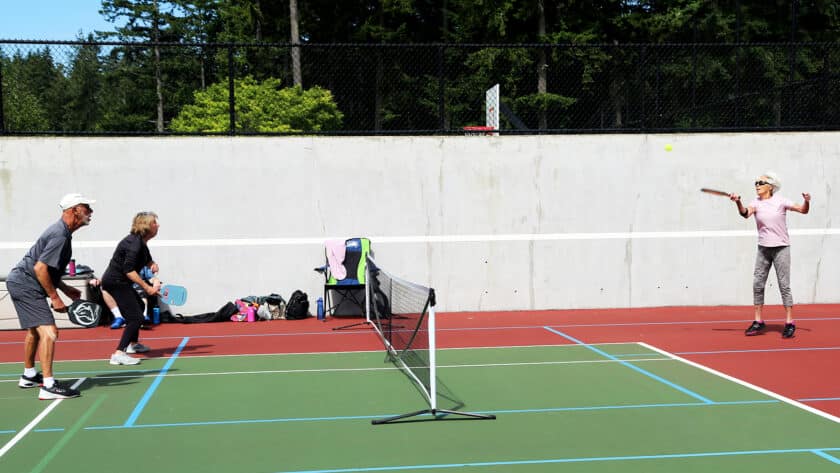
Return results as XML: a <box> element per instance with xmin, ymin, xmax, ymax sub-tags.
<box><xmin>7</xmin><ymin>220</ymin><xmax>73</xmax><ymax>294</ymax></box>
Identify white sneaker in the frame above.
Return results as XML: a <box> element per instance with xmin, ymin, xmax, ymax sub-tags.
<box><xmin>126</xmin><ymin>343</ymin><xmax>150</xmax><ymax>354</ymax></box>
<box><xmin>109</xmin><ymin>352</ymin><xmax>141</xmax><ymax>365</ymax></box>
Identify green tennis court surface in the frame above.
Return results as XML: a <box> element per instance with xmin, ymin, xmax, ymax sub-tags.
<box><xmin>2</xmin><ymin>342</ymin><xmax>839</xmax><ymax>473</ymax></box>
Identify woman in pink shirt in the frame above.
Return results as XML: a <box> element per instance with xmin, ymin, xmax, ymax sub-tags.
<box><xmin>730</xmin><ymin>172</ymin><xmax>810</xmax><ymax>338</ymax></box>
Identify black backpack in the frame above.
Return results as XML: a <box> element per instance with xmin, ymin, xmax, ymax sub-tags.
<box><xmin>285</xmin><ymin>290</ymin><xmax>310</xmax><ymax>320</ymax></box>
<box><xmin>167</xmin><ymin>302</ymin><xmax>238</xmax><ymax>324</ymax></box>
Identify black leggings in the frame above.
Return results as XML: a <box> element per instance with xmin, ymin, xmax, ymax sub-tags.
<box><xmin>103</xmin><ymin>284</ymin><xmax>144</xmax><ymax>351</ymax></box>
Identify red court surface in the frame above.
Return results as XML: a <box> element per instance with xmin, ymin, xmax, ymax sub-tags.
<box><xmin>2</xmin><ymin>303</ymin><xmax>839</xmax><ymax>418</ymax></box>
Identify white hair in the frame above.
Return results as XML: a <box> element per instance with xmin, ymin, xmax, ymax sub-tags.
<box><xmin>763</xmin><ymin>171</ymin><xmax>781</xmax><ymax>193</ymax></box>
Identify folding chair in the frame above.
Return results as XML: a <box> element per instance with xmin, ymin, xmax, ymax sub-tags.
<box><xmin>314</xmin><ymin>237</ymin><xmax>371</xmax><ymax>329</ymax></box>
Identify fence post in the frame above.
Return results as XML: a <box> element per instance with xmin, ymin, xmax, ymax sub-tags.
<box><xmin>787</xmin><ymin>1</ymin><xmax>798</xmax><ymax>127</ymax></box>
<box><xmin>822</xmin><ymin>46</ymin><xmax>830</xmax><ymax>127</ymax></box>
<box><xmin>639</xmin><ymin>45</ymin><xmax>646</xmax><ymax>130</ymax></box>
<box><xmin>735</xmin><ymin>44</ymin><xmax>741</xmax><ymax>127</ymax></box>
<box><xmin>654</xmin><ymin>51</ymin><xmax>661</xmax><ymax>129</ymax></box>
<box><xmin>691</xmin><ymin>19</ymin><xmax>698</xmax><ymax>128</ymax></box>
<box><xmin>437</xmin><ymin>44</ymin><xmax>445</xmax><ymax>132</ymax></box>
<box><xmin>228</xmin><ymin>44</ymin><xmax>235</xmax><ymax>135</ymax></box>
<box><xmin>0</xmin><ymin>57</ymin><xmax>4</xmax><ymax>134</ymax></box>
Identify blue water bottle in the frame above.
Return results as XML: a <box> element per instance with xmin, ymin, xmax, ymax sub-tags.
<box><xmin>152</xmin><ymin>307</ymin><xmax>160</xmax><ymax>325</ymax></box>
<box><xmin>317</xmin><ymin>297</ymin><xmax>325</xmax><ymax>321</ymax></box>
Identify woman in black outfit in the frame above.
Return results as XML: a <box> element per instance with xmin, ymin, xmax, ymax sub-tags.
<box><xmin>102</xmin><ymin>212</ymin><xmax>161</xmax><ymax>365</ymax></box>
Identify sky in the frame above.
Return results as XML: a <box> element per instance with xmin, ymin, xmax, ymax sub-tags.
<box><xmin>0</xmin><ymin>0</ymin><xmax>114</xmax><ymax>40</ymax></box>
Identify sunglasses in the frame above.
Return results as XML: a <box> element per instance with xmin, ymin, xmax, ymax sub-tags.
<box><xmin>754</xmin><ymin>180</ymin><xmax>771</xmax><ymax>186</ymax></box>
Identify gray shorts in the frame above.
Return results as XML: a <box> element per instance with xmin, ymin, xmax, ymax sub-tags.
<box><xmin>6</xmin><ymin>280</ymin><xmax>56</xmax><ymax>329</ymax></box>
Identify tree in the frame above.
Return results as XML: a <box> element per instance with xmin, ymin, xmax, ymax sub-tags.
<box><xmin>63</xmin><ymin>35</ymin><xmax>104</xmax><ymax>131</ymax></box>
<box><xmin>290</xmin><ymin>0</ymin><xmax>301</xmax><ymax>86</ymax></box>
<box><xmin>1</xmin><ymin>53</ymin><xmax>51</xmax><ymax>131</ymax></box>
<box><xmin>170</xmin><ymin>0</ymin><xmax>222</xmax><ymax>89</ymax></box>
<box><xmin>100</xmin><ymin>0</ymin><xmax>179</xmax><ymax>131</ymax></box>
<box><xmin>169</xmin><ymin>75</ymin><xmax>343</xmax><ymax>132</ymax></box>
<box><xmin>0</xmin><ymin>48</ymin><xmax>67</xmax><ymax>131</ymax></box>
<box><xmin>5</xmin><ymin>0</ymin><xmax>838</xmax><ymax>133</ymax></box>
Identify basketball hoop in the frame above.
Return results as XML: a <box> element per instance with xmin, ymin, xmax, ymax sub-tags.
<box><xmin>463</xmin><ymin>126</ymin><xmax>495</xmax><ymax>136</ymax></box>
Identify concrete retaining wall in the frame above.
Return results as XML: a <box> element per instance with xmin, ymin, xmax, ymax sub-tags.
<box><xmin>1</xmin><ymin>133</ymin><xmax>837</xmax><ymax>314</ymax></box>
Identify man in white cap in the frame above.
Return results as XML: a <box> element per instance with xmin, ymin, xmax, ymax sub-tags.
<box><xmin>6</xmin><ymin>193</ymin><xmax>95</xmax><ymax>399</ymax></box>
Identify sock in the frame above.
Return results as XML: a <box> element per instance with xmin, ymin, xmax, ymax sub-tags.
<box><xmin>44</xmin><ymin>377</ymin><xmax>55</xmax><ymax>388</ymax></box>
<box><xmin>111</xmin><ymin>307</ymin><xmax>123</xmax><ymax>319</ymax></box>
<box><xmin>24</xmin><ymin>367</ymin><xmax>37</xmax><ymax>377</ymax></box>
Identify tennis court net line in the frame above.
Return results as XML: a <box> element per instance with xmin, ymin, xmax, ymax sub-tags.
<box><xmin>367</xmin><ymin>256</ymin><xmax>437</xmax><ymax>406</ymax></box>
<box><xmin>366</xmin><ymin>256</ymin><xmax>495</xmax><ymax>424</ymax></box>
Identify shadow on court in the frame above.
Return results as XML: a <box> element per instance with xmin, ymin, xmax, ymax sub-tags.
<box><xmin>78</xmin><ymin>368</ymin><xmax>179</xmax><ymax>391</ymax></box>
<box><xmin>711</xmin><ymin>323</ymin><xmax>810</xmax><ymax>336</ymax></box>
<box><xmin>173</xmin><ymin>343</ymin><xmax>215</xmax><ymax>356</ymax></box>
<box><xmin>136</xmin><ymin>343</ymin><xmax>216</xmax><ymax>357</ymax></box>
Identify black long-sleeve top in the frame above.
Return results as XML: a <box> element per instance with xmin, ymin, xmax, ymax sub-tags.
<box><xmin>101</xmin><ymin>233</ymin><xmax>153</xmax><ymax>287</ymax></box>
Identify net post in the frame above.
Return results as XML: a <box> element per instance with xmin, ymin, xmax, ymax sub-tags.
<box><xmin>428</xmin><ymin>289</ymin><xmax>437</xmax><ymax>412</ymax></box>
<box><xmin>365</xmin><ymin>261</ymin><xmax>371</xmax><ymax>324</ymax></box>
<box><xmin>368</xmin><ymin>267</ymin><xmax>495</xmax><ymax>425</ymax></box>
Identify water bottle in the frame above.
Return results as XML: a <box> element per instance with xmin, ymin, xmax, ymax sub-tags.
<box><xmin>317</xmin><ymin>297</ymin><xmax>325</xmax><ymax>321</ymax></box>
<box><xmin>152</xmin><ymin>307</ymin><xmax>160</xmax><ymax>325</ymax></box>
<box><xmin>68</xmin><ymin>259</ymin><xmax>76</xmax><ymax>276</ymax></box>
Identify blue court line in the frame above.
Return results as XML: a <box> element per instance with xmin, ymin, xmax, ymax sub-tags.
<box><xmin>544</xmin><ymin>327</ymin><xmax>714</xmax><ymax>404</ymax></box>
<box><xmin>272</xmin><ymin>447</ymin><xmax>840</xmax><ymax>472</ymax></box>
<box><xmin>88</xmin><ymin>413</ymin><xmax>387</xmax><ymax>430</ymax></box>
<box><xmin>83</xmin><ymin>398</ymin><xmax>781</xmax><ymax>431</ymax></box>
<box><xmin>123</xmin><ymin>337</ymin><xmax>189</xmax><ymax>427</ymax></box>
<box><xmin>813</xmin><ymin>449</ymin><xmax>840</xmax><ymax>464</ymax></box>
<box><xmin>488</xmin><ymin>399</ymin><xmax>778</xmax><ymax>414</ymax></box>
<box><xmin>0</xmin><ymin>428</ymin><xmax>65</xmax><ymax>435</ymax></box>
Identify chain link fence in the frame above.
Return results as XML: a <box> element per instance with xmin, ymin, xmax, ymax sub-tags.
<box><xmin>1</xmin><ymin>40</ymin><xmax>838</xmax><ymax>135</ymax></box>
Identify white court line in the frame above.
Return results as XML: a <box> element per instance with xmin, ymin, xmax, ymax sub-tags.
<box><xmin>639</xmin><ymin>342</ymin><xmax>840</xmax><ymax>424</ymax></box>
<box><xmin>1</xmin><ymin>357</ymin><xmax>672</xmax><ymax>383</ymax></box>
<box><xmin>0</xmin><ymin>340</ymin><xmax>643</xmax><ymax>365</ymax></box>
<box><xmin>0</xmin><ymin>318</ymin><xmax>837</xmax><ymax>350</ymax></box>
<box><xmin>0</xmin><ymin>378</ymin><xmax>87</xmax><ymax>458</ymax></box>
<box><xmin>2</xmin><ymin>228</ymin><xmax>840</xmax><ymax>249</ymax></box>
<box><xmin>3</xmin><ymin>337</ymin><xmax>840</xmax><ymax>366</ymax></box>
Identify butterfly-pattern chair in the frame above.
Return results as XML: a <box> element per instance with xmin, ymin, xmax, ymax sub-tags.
<box><xmin>314</xmin><ymin>238</ymin><xmax>371</xmax><ymax>322</ymax></box>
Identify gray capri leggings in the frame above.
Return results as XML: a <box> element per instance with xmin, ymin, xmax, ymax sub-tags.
<box><xmin>753</xmin><ymin>245</ymin><xmax>793</xmax><ymax>307</ymax></box>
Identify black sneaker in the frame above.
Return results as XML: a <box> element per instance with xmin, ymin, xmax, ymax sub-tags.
<box><xmin>782</xmin><ymin>323</ymin><xmax>796</xmax><ymax>339</ymax></box>
<box><xmin>745</xmin><ymin>321</ymin><xmax>766</xmax><ymax>336</ymax></box>
<box><xmin>39</xmin><ymin>381</ymin><xmax>81</xmax><ymax>400</ymax></box>
<box><xmin>18</xmin><ymin>372</ymin><xmax>43</xmax><ymax>389</ymax></box>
